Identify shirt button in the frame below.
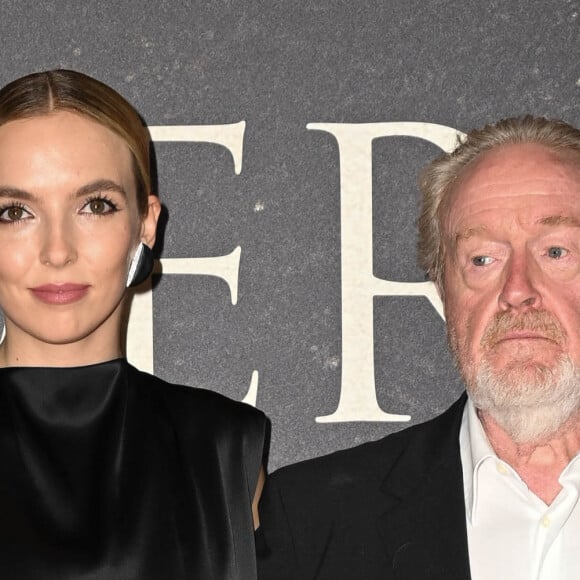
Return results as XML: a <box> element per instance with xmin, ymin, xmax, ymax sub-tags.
<box><xmin>496</xmin><ymin>462</ymin><xmax>508</xmax><ymax>475</ymax></box>
<box><xmin>541</xmin><ymin>516</ymin><xmax>551</xmax><ymax>528</ymax></box>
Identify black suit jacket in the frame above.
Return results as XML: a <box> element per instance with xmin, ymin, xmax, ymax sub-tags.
<box><xmin>257</xmin><ymin>395</ymin><xmax>472</xmax><ymax>580</ymax></box>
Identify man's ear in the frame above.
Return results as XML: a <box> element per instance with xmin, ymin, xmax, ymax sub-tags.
<box><xmin>140</xmin><ymin>194</ymin><xmax>162</xmax><ymax>248</ymax></box>
<box><xmin>434</xmin><ymin>278</ymin><xmax>445</xmax><ymax>301</ymax></box>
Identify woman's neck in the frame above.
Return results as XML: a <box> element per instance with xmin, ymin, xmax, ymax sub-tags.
<box><xmin>0</xmin><ymin>334</ymin><xmax>123</xmax><ymax>368</ymax></box>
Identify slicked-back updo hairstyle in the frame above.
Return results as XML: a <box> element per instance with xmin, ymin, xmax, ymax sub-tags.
<box><xmin>0</xmin><ymin>69</ymin><xmax>151</xmax><ymax>215</ymax></box>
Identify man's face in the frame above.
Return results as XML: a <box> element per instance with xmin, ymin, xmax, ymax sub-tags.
<box><xmin>442</xmin><ymin>143</ymin><xmax>580</xmax><ymax>435</ymax></box>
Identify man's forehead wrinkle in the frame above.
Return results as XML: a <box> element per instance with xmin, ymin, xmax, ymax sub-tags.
<box><xmin>456</xmin><ymin>176</ymin><xmax>578</xmax><ymax>197</ymax></box>
<box><xmin>451</xmin><ymin>216</ymin><xmax>580</xmax><ymax>244</ymax></box>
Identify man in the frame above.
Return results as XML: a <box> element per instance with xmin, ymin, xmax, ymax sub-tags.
<box><xmin>257</xmin><ymin>116</ymin><xmax>580</xmax><ymax>580</ymax></box>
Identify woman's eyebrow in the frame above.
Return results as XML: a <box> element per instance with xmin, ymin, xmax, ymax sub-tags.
<box><xmin>74</xmin><ymin>179</ymin><xmax>128</xmax><ymax>199</ymax></box>
<box><xmin>0</xmin><ymin>180</ymin><xmax>128</xmax><ymax>202</ymax></box>
<box><xmin>0</xmin><ymin>187</ymin><xmax>35</xmax><ymax>201</ymax></box>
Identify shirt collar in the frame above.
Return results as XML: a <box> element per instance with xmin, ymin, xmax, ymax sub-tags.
<box><xmin>459</xmin><ymin>396</ymin><xmax>498</xmax><ymax>524</ymax></box>
<box><xmin>460</xmin><ymin>397</ymin><xmax>580</xmax><ymax>522</ymax></box>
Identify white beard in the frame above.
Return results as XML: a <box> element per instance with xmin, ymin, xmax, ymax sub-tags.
<box><xmin>469</xmin><ymin>355</ymin><xmax>580</xmax><ymax>443</ymax></box>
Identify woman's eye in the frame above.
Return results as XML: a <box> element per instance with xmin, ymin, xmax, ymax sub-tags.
<box><xmin>471</xmin><ymin>255</ymin><xmax>493</xmax><ymax>266</ymax></box>
<box><xmin>80</xmin><ymin>197</ymin><xmax>118</xmax><ymax>215</ymax></box>
<box><xmin>0</xmin><ymin>204</ymin><xmax>32</xmax><ymax>223</ymax></box>
<box><xmin>547</xmin><ymin>247</ymin><xmax>568</xmax><ymax>259</ymax></box>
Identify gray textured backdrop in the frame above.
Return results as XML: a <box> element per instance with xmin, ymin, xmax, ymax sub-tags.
<box><xmin>0</xmin><ymin>0</ymin><xmax>578</xmax><ymax>469</ymax></box>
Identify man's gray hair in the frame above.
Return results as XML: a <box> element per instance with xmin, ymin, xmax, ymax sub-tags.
<box><xmin>417</xmin><ymin>116</ymin><xmax>580</xmax><ymax>290</ymax></box>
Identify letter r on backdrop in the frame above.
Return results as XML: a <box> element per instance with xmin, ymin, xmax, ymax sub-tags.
<box><xmin>308</xmin><ymin>122</ymin><xmax>463</xmax><ymax>422</ymax></box>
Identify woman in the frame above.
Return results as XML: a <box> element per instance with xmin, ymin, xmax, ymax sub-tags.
<box><xmin>0</xmin><ymin>69</ymin><xmax>267</xmax><ymax>579</ymax></box>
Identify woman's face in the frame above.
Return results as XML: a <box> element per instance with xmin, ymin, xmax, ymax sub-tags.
<box><xmin>0</xmin><ymin>111</ymin><xmax>158</xmax><ymax>364</ymax></box>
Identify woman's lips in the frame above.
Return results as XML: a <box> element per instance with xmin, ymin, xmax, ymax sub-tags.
<box><xmin>30</xmin><ymin>283</ymin><xmax>90</xmax><ymax>305</ymax></box>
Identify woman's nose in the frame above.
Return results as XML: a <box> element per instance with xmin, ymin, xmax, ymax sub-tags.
<box><xmin>38</xmin><ymin>219</ymin><xmax>78</xmax><ymax>268</ymax></box>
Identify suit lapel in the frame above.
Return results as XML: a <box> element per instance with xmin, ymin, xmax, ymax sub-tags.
<box><xmin>377</xmin><ymin>395</ymin><xmax>472</xmax><ymax>580</ymax></box>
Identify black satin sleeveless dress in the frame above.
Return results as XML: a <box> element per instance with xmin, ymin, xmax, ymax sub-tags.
<box><xmin>0</xmin><ymin>359</ymin><xmax>267</xmax><ymax>579</ymax></box>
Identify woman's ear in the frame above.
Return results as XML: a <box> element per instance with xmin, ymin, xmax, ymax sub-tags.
<box><xmin>140</xmin><ymin>194</ymin><xmax>162</xmax><ymax>248</ymax></box>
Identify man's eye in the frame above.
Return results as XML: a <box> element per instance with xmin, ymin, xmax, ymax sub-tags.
<box><xmin>80</xmin><ymin>197</ymin><xmax>118</xmax><ymax>215</ymax></box>
<box><xmin>547</xmin><ymin>247</ymin><xmax>568</xmax><ymax>259</ymax></box>
<box><xmin>0</xmin><ymin>204</ymin><xmax>32</xmax><ymax>223</ymax></box>
<box><xmin>471</xmin><ymin>255</ymin><xmax>493</xmax><ymax>266</ymax></box>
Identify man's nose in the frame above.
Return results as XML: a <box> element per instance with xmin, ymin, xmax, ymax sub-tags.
<box><xmin>498</xmin><ymin>253</ymin><xmax>540</xmax><ymax>312</ymax></box>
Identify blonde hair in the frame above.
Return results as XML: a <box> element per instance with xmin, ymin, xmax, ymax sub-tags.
<box><xmin>0</xmin><ymin>69</ymin><xmax>151</xmax><ymax>215</ymax></box>
<box><xmin>418</xmin><ymin>116</ymin><xmax>580</xmax><ymax>289</ymax></box>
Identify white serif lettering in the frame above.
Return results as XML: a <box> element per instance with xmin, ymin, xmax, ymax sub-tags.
<box><xmin>307</xmin><ymin>122</ymin><xmax>463</xmax><ymax>422</ymax></box>
<box><xmin>126</xmin><ymin>122</ymin><xmax>259</xmax><ymax>405</ymax></box>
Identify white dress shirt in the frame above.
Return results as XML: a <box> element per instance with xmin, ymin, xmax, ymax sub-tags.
<box><xmin>459</xmin><ymin>398</ymin><xmax>580</xmax><ymax>580</ymax></box>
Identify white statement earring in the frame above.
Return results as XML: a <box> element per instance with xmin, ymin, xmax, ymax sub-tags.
<box><xmin>126</xmin><ymin>242</ymin><xmax>155</xmax><ymax>288</ymax></box>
